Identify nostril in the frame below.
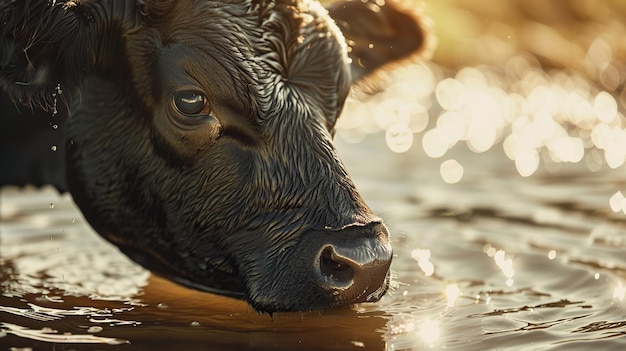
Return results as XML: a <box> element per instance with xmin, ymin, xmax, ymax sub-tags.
<box><xmin>319</xmin><ymin>247</ymin><xmax>354</xmax><ymax>283</ymax></box>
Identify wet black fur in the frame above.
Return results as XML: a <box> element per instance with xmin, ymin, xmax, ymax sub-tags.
<box><xmin>1</xmin><ymin>0</ymin><xmax>425</xmax><ymax>312</ymax></box>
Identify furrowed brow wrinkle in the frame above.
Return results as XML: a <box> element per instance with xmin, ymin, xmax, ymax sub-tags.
<box><xmin>167</xmin><ymin>42</ymin><xmax>257</xmax><ymax>119</ymax></box>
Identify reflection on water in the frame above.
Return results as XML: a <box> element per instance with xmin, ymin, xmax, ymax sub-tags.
<box><xmin>4</xmin><ymin>136</ymin><xmax>626</xmax><ymax>349</ymax></box>
<box><xmin>418</xmin><ymin>318</ymin><xmax>440</xmax><ymax>346</ymax></box>
<box><xmin>483</xmin><ymin>245</ymin><xmax>515</xmax><ymax>287</ymax></box>
<box><xmin>444</xmin><ymin>284</ymin><xmax>460</xmax><ymax>308</ymax></box>
<box><xmin>610</xmin><ymin>191</ymin><xmax>626</xmax><ymax>214</ymax></box>
<box><xmin>1</xmin><ymin>322</ymin><xmax>127</xmax><ymax>345</ymax></box>
<box><xmin>614</xmin><ymin>282</ymin><xmax>626</xmax><ymax>301</ymax></box>
<box><xmin>340</xmin><ymin>56</ymin><xmax>626</xmax><ymax>181</ymax></box>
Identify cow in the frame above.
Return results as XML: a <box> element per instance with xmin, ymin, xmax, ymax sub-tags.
<box><xmin>0</xmin><ymin>0</ymin><xmax>426</xmax><ymax>313</ymax></box>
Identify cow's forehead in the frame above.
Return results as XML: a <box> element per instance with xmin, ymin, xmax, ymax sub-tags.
<box><xmin>161</xmin><ymin>0</ymin><xmax>350</xmax><ymax>123</ymax></box>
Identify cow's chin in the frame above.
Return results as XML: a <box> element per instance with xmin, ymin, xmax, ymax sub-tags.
<box><xmin>115</xmin><ymin>245</ymin><xmax>247</xmax><ymax>299</ymax></box>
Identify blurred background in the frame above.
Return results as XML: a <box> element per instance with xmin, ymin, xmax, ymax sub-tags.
<box><xmin>427</xmin><ymin>0</ymin><xmax>626</xmax><ymax>71</ymax></box>
<box><xmin>337</xmin><ymin>0</ymin><xmax>626</xmax><ymax>189</ymax></box>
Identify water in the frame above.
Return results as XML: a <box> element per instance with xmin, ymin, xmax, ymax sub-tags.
<box><xmin>2</xmin><ymin>130</ymin><xmax>626</xmax><ymax>350</ymax></box>
<box><xmin>3</xmin><ymin>1</ymin><xmax>626</xmax><ymax>348</ymax></box>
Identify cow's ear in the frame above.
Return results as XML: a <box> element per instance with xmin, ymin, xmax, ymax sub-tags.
<box><xmin>0</xmin><ymin>1</ymin><xmax>98</xmax><ymax>110</ymax></box>
<box><xmin>0</xmin><ymin>1</ymin><xmax>140</xmax><ymax>110</ymax></box>
<box><xmin>327</xmin><ymin>0</ymin><xmax>431</xmax><ymax>82</ymax></box>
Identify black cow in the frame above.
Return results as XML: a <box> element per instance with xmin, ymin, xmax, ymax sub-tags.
<box><xmin>0</xmin><ymin>0</ymin><xmax>426</xmax><ymax>313</ymax></box>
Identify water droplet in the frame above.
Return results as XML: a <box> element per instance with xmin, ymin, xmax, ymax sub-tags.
<box><xmin>51</xmin><ymin>145</ymin><xmax>57</xmax><ymax>152</ymax></box>
<box><xmin>52</xmin><ymin>124</ymin><xmax>58</xmax><ymax>129</ymax></box>
<box><xmin>157</xmin><ymin>303</ymin><xmax>168</xmax><ymax>309</ymax></box>
<box><xmin>49</xmin><ymin>203</ymin><xmax>54</xmax><ymax>209</ymax></box>
<box><xmin>191</xmin><ymin>321</ymin><xmax>200</xmax><ymax>327</ymax></box>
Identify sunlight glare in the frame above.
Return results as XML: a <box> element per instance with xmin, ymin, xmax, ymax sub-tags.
<box><xmin>613</xmin><ymin>281</ymin><xmax>625</xmax><ymax>301</ymax></box>
<box><xmin>445</xmin><ymin>283</ymin><xmax>461</xmax><ymax>307</ymax></box>
<box><xmin>411</xmin><ymin>249</ymin><xmax>435</xmax><ymax>277</ymax></box>
<box><xmin>493</xmin><ymin>250</ymin><xmax>515</xmax><ymax>287</ymax></box>
<box><xmin>418</xmin><ymin>319</ymin><xmax>440</xmax><ymax>347</ymax></box>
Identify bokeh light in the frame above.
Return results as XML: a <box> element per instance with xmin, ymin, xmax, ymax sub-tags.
<box><xmin>548</xmin><ymin>250</ymin><xmax>557</xmax><ymax>260</ymax></box>
<box><xmin>440</xmin><ymin>159</ymin><xmax>464</xmax><ymax>184</ymax></box>
<box><xmin>411</xmin><ymin>248</ymin><xmax>435</xmax><ymax>276</ymax></box>
<box><xmin>336</xmin><ymin>1</ymin><xmax>626</xmax><ymax>194</ymax></box>
<box><xmin>445</xmin><ymin>283</ymin><xmax>460</xmax><ymax>307</ymax></box>
<box><xmin>484</xmin><ymin>245</ymin><xmax>515</xmax><ymax>287</ymax></box>
<box><xmin>614</xmin><ymin>281</ymin><xmax>626</xmax><ymax>301</ymax></box>
<box><xmin>609</xmin><ymin>191</ymin><xmax>625</xmax><ymax>213</ymax></box>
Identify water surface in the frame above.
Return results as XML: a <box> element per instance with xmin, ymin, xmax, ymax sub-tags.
<box><xmin>2</xmin><ymin>134</ymin><xmax>626</xmax><ymax>350</ymax></box>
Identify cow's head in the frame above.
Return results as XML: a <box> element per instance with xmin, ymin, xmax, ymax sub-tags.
<box><xmin>1</xmin><ymin>0</ymin><xmax>427</xmax><ymax>313</ymax></box>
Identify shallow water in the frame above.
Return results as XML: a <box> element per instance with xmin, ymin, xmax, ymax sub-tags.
<box><xmin>2</xmin><ymin>131</ymin><xmax>626</xmax><ymax>350</ymax></box>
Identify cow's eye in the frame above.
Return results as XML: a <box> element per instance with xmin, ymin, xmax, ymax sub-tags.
<box><xmin>172</xmin><ymin>90</ymin><xmax>210</xmax><ymax>116</ymax></box>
